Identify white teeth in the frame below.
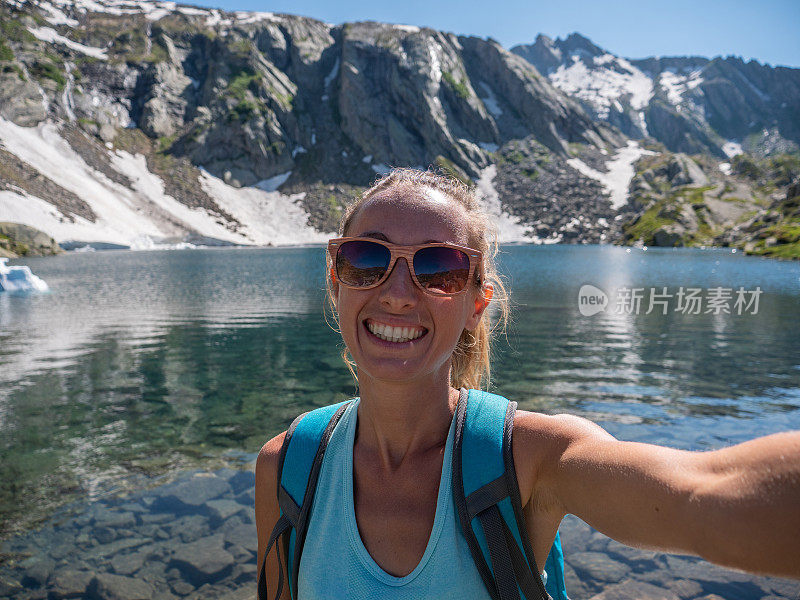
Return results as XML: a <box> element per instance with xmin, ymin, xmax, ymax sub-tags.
<box><xmin>367</xmin><ymin>321</ymin><xmax>425</xmax><ymax>343</ymax></box>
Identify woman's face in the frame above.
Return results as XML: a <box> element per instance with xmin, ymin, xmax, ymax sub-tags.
<box><xmin>333</xmin><ymin>186</ymin><xmax>485</xmax><ymax>387</ymax></box>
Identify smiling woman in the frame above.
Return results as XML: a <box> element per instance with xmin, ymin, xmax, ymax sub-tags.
<box><xmin>255</xmin><ymin>168</ymin><xmax>800</xmax><ymax>600</ymax></box>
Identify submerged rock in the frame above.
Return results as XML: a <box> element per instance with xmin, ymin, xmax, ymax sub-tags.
<box><xmin>48</xmin><ymin>569</ymin><xmax>95</xmax><ymax>599</ymax></box>
<box><xmin>91</xmin><ymin>573</ymin><xmax>154</xmax><ymax>600</ymax></box>
<box><xmin>155</xmin><ymin>474</ymin><xmax>232</xmax><ymax>511</ymax></box>
<box><xmin>169</xmin><ymin>534</ymin><xmax>235</xmax><ymax>586</ymax></box>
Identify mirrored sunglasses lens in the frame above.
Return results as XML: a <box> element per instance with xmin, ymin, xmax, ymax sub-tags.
<box><xmin>337</xmin><ymin>241</ymin><xmax>391</xmax><ymax>287</ymax></box>
<box><xmin>413</xmin><ymin>247</ymin><xmax>471</xmax><ymax>294</ymax></box>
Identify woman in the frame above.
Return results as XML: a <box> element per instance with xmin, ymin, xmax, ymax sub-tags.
<box><xmin>256</xmin><ymin>168</ymin><xmax>800</xmax><ymax>599</ymax></box>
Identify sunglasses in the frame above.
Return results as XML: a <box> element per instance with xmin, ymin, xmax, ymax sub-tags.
<box><xmin>327</xmin><ymin>237</ymin><xmax>483</xmax><ymax>296</ymax></box>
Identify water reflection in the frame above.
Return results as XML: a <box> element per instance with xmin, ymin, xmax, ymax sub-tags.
<box><xmin>1</xmin><ymin>245</ymin><xmax>799</xmax><ymax>535</ymax></box>
<box><xmin>1</xmin><ymin>245</ymin><xmax>799</xmax><ymax>598</ymax></box>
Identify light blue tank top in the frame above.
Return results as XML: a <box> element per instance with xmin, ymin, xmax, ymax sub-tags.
<box><xmin>298</xmin><ymin>399</ymin><xmax>492</xmax><ymax>599</ymax></box>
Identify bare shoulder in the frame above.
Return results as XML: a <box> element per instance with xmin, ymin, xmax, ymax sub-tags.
<box><xmin>255</xmin><ymin>431</ymin><xmax>288</xmax><ymax>502</ymax></box>
<box><xmin>512</xmin><ymin>410</ymin><xmax>614</xmax><ymax>461</ymax></box>
<box><xmin>511</xmin><ymin>410</ymin><xmax>615</xmax><ymax>509</ymax></box>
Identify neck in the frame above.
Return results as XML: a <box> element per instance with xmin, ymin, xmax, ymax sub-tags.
<box><xmin>355</xmin><ymin>370</ymin><xmax>459</xmax><ymax>471</ymax></box>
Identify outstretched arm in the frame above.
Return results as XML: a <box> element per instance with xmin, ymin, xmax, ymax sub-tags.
<box><xmin>517</xmin><ymin>412</ymin><xmax>800</xmax><ymax>578</ymax></box>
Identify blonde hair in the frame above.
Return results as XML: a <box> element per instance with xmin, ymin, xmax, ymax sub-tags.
<box><xmin>326</xmin><ymin>168</ymin><xmax>509</xmax><ymax>391</ymax></box>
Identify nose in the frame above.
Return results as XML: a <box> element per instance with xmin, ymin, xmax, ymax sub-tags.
<box><xmin>378</xmin><ymin>258</ymin><xmax>418</xmax><ymax>309</ymax></box>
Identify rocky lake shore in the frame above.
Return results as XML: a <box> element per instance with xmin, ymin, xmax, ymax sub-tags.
<box><xmin>1</xmin><ymin>467</ymin><xmax>797</xmax><ymax>600</ymax></box>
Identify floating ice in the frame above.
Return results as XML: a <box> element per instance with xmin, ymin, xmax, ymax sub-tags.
<box><xmin>0</xmin><ymin>258</ymin><xmax>49</xmax><ymax>293</ymax></box>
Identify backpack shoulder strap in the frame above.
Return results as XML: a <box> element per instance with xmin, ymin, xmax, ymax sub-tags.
<box><xmin>452</xmin><ymin>388</ymin><xmax>568</xmax><ymax>600</ymax></box>
<box><xmin>258</xmin><ymin>399</ymin><xmax>353</xmax><ymax>600</ymax></box>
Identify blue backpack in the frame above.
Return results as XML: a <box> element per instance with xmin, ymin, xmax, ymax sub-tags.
<box><xmin>260</xmin><ymin>388</ymin><xmax>569</xmax><ymax>600</ymax></box>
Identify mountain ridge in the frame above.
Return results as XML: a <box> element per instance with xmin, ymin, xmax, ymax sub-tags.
<box><xmin>511</xmin><ymin>33</ymin><xmax>800</xmax><ymax>159</ymax></box>
<box><xmin>0</xmin><ymin>0</ymin><xmax>798</xmax><ymax>258</ymax></box>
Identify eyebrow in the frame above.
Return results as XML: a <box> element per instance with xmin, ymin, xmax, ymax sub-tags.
<box><xmin>357</xmin><ymin>231</ymin><xmax>390</xmax><ymax>241</ymax></box>
<box><xmin>355</xmin><ymin>231</ymin><xmax>453</xmax><ymax>244</ymax></box>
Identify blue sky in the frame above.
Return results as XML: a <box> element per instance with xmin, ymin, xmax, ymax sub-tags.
<box><xmin>180</xmin><ymin>0</ymin><xmax>799</xmax><ymax>68</ymax></box>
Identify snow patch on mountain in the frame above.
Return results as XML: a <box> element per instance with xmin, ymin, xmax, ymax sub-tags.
<box><xmin>478</xmin><ymin>82</ymin><xmax>503</xmax><ymax>117</ymax></box>
<box><xmin>255</xmin><ymin>171</ymin><xmax>292</xmax><ymax>192</ymax></box>
<box><xmin>198</xmin><ymin>171</ymin><xmax>330</xmax><ymax>245</ymax></box>
<box><xmin>722</xmin><ymin>141</ymin><xmax>743</xmax><ymax>158</ymax></box>
<box><xmin>109</xmin><ymin>150</ymin><xmax>246</xmax><ymax>243</ymax></box>
<box><xmin>0</xmin><ymin>119</ymin><xmax>167</xmax><ymax>244</ymax></box>
<box><xmin>658</xmin><ymin>69</ymin><xmax>703</xmax><ymax>107</ymax></box>
<box><xmin>38</xmin><ymin>1</ymin><xmax>79</xmax><ymax>26</ymax></box>
<box><xmin>233</xmin><ymin>11</ymin><xmax>283</xmax><ymax>25</ymax></box>
<box><xmin>475</xmin><ymin>165</ymin><xmax>529</xmax><ymax>242</ymax></box>
<box><xmin>549</xmin><ymin>55</ymin><xmax>653</xmax><ymax>118</ymax></box>
<box><xmin>27</xmin><ymin>26</ymin><xmax>108</xmax><ymax>59</ymax></box>
<box><xmin>567</xmin><ymin>141</ymin><xmax>654</xmax><ymax>209</ymax></box>
<box><xmin>0</xmin><ymin>119</ymin><xmax>332</xmax><ymax>246</ymax></box>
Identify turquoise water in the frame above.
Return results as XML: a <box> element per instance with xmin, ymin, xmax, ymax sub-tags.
<box><xmin>1</xmin><ymin>245</ymin><xmax>799</xmax><ymax>598</ymax></box>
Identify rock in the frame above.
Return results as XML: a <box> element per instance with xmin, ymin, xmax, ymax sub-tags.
<box><xmin>155</xmin><ymin>474</ymin><xmax>232</xmax><ymax>511</ymax></box>
<box><xmin>561</xmin><ymin>563</ymin><xmax>591</xmax><ymax>599</ymax></box>
<box><xmin>205</xmin><ymin>499</ymin><xmax>245</xmax><ymax>522</ymax></box>
<box><xmin>140</xmin><ymin>512</ymin><xmax>173</xmax><ymax>525</ymax></box>
<box><xmin>95</xmin><ymin>526</ymin><xmax>117</xmax><ymax>545</ymax></box>
<box><xmin>763</xmin><ymin>578</ymin><xmax>800</xmax><ymax>598</ymax></box>
<box><xmin>227</xmin><ymin>470</ymin><xmax>255</xmax><ymax>494</ymax></box>
<box><xmin>558</xmin><ymin>516</ymin><xmax>594</xmax><ymax>550</ymax></box>
<box><xmin>19</xmin><ymin>556</ymin><xmax>55</xmax><ymax>588</ymax></box>
<box><xmin>170</xmin><ymin>580</ymin><xmax>195</xmax><ymax>596</ymax></box>
<box><xmin>91</xmin><ymin>573</ymin><xmax>154</xmax><ymax>600</ymax></box>
<box><xmin>223</xmin><ymin>523</ymin><xmax>257</xmax><ymax>554</ymax></box>
<box><xmin>0</xmin><ymin>222</ymin><xmax>63</xmax><ymax>258</ymax></box>
<box><xmin>232</xmin><ymin>562</ymin><xmax>257</xmax><ymax>584</ymax></box>
<box><xmin>663</xmin><ymin>556</ymin><xmax>752</xmax><ymax>584</ymax></box>
<box><xmin>48</xmin><ymin>569</ymin><xmax>94</xmax><ymax>599</ymax></box>
<box><xmin>165</xmin><ymin>515</ymin><xmax>211</xmax><ymax>543</ymax></box>
<box><xmin>236</xmin><ymin>487</ymin><xmax>256</xmax><ymax>507</ymax></box>
<box><xmin>118</xmin><ymin>502</ymin><xmax>148</xmax><ymax>514</ymax></box>
<box><xmin>587</xmin><ymin>580</ymin><xmax>681</xmax><ymax>600</ymax></box>
<box><xmin>0</xmin><ymin>70</ymin><xmax>47</xmax><ymax>126</ymax></box>
<box><xmin>663</xmin><ymin>578</ymin><xmax>703</xmax><ymax>599</ymax></box>
<box><xmin>110</xmin><ymin>549</ymin><xmax>149</xmax><ymax>576</ymax></box>
<box><xmin>568</xmin><ymin>551</ymin><xmax>630</xmax><ymax>583</ymax></box>
<box><xmin>86</xmin><ymin>536</ymin><xmax>150</xmax><ymax>560</ymax></box>
<box><xmin>652</xmin><ymin>226</ymin><xmax>685</xmax><ymax>247</ymax></box>
<box><xmin>168</xmin><ymin>534</ymin><xmax>235</xmax><ymax>586</ymax></box>
<box><xmin>0</xmin><ymin>575</ymin><xmax>23</xmax><ymax>598</ymax></box>
<box><xmin>603</xmin><ymin>541</ymin><xmax>660</xmax><ymax>572</ymax></box>
<box><xmin>93</xmin><ymin>510</ymin><xmax>137</xmax><ymax>530</ymax></box>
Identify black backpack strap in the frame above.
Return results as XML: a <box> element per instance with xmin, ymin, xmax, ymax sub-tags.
<box><xmin>259</xmin><ymin>513</ymin><xmax>290</xmax><ymax>600</ymax></box>
<box><xmin>258</xmin><ymin>400</ymin><xmax>352</xmax><ymax>600</ymax></box>
<box><xmin>479</xmin><ymin>506</ymin><xmax>522</xmax><ymax>600</ymax></box>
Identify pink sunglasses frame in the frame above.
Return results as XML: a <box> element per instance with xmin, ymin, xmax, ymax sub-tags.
<box><xmin>327</xmin><ymin>237</ymin><xmax>483</xmax><ymax>296</ymax></box>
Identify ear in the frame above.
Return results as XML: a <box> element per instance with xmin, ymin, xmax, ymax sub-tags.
<box><xmin>466</xmin><ymin>283</ymin><xmax>493</xmax><ymax>330</ymax></box>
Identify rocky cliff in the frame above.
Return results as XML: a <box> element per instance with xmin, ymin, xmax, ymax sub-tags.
<box><xmin>513</xmin><ymin>33</ymin><xmax>800</xmax><ymax>159</ymax></box>
<box><xmin>0</xmin><ymin>0</ymin><xmax>797</xmax><ymax>258</ymax></box>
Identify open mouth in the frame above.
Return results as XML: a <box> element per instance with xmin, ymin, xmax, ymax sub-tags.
<box><xmin>365</xmin><ymin>320</ymin><xmax>428</xmax><ymax>343</ymax></box>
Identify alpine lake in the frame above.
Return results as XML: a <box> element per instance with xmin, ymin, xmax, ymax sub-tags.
<box><xmin>1</xmin><ymin>245</ymin><xmax>799</xmax><ymax>599</ymax></box>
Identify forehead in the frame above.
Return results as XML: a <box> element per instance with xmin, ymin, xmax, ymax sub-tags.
<box><xmin>346</xmin><ymin>186</ymin><xmax>471</xmax><ymax>245</ymax></box>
